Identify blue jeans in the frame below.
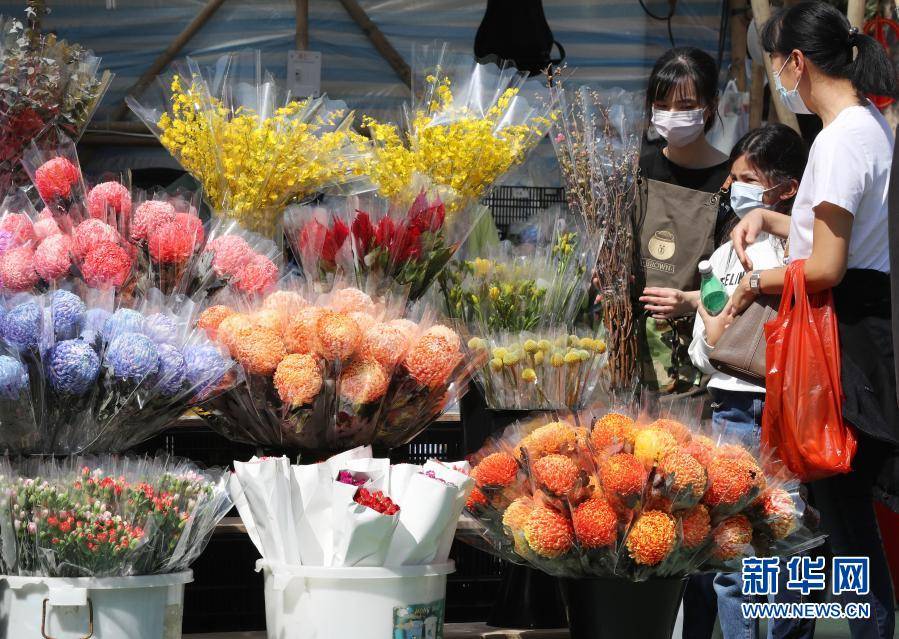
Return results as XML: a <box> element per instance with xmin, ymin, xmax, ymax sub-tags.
<box><xmin>683</xmin><ymin>390</ymin><xmax>815</xmax><ymax>639</ymax></box>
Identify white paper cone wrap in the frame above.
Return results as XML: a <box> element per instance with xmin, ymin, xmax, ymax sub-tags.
<box><xmin>385</xmin><ymin>473</ymin><xmax>459</xmax><ymax>565</ymax></box>
<box><xmin>331</xmin><ymin>483</ymin><xmax>398</xmax><ymax>566</ymax></box>
<box><xmin>389</xmin><ymin>463</ymin><xmax>422</xmax><ymax>505</ymax></box>
<box><xmin>227</xmin><ymin>472</ymin><xmax>264</xmax><ymax>555</ymax></box>
<box><xmin>233</xmin><ymin>457</ymin><xmax>301</xmax><ymax>564</ymax></box>
<box><xmin>424</xmin><ymin>460</ymin><xmax>475</xmax><ymax>563</ymax></box>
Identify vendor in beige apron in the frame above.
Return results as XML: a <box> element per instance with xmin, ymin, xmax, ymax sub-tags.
<box><xmin>635</xmin><ymin>46</ymin><xmax>731</xmax><ymax>393</ymax></box>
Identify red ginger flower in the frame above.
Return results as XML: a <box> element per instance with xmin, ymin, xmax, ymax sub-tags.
<box><xmin>472</xmin><ymin>452</ymin><xmax>519</xmax><ymax>488</ymax></box>
<box><xmin>351</xmin><ymin>211</ymin><xmax>375</xmax><ymax>256</ymax></box>
<box><xmin>524</xmin><ymin>505</ymin><xmax>574</xmax><ymax>558</ymax></box>
<box><xmin>35</xmin><ymin>157</ymin><xmax>80</xmax><ymax>201</ymax></box>
<box><xmin>626</xmin><ymin>510</ymin><xmax>677</xmax><ymax>565</ymax></box>
<box><xmin>408</xmin><ymin>191</ymin><xmax>446</xmax><ymax>233</ymax></box>
<box><xmin>572</xmin><ymin>495</ymin><xmax>618</xmax><ymax>549</ymax></box>
<box><xmin>299</xmin><ymin>218</ymin><xmax>347</xmax><ymax>266</ymax></box>
<box><xmin>532</xmin><ymin>453</ymin><xmax>580</xmax><ymax>496</ymax></box>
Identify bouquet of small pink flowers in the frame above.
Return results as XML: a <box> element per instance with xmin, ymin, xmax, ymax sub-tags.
<box><xmin>0</xmin><ymin>456</ymin><xmax>231</xmax><ymax>577</ymax></box>
<box><xmin>194</xmin><ymin>277</ymin><xmax>483</xmax><ymax>451</ymax></box>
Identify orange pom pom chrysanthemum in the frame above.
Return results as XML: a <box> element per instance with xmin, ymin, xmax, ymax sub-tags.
<box><xmin>251</xmin><ymin>308</ymin><xmax>286</xmax><ymax>335</ymax></box>
<box><xmin>361</xmin><ymin>322</ymin><xmax>412</xmax><ymax>369</ymax></box>
<box><xmin>263</xmin><ymin>290</ymin><xmax>308</xmax><ymax>316</ymax></box>
<box><xmin>759</xmin><ymin>488</ymin><xmax>796</xmax><ymax>539</ymax></box>
<box><xmin>466</xmin><ymin>486</ymin><xmax>488</xmax><ymax>511</ymax></box>
<box><xmin>274</xmin><ymin>353</ymin><xmax>322</xmax><ymax>406</ymax></box>
<box><xmin>680</xmin><ymin>504</ymin><xmax>712</xmax><ymax>549</ymax></box>
<box><xmin>502</xmin><ymin>497</ymin><xmax>534</xmax><ymax>531</ymax></box>
<box><xmin>532</xmin><ymin>454</ymin><xmax>581</xmax><ymax>496</ymax></box>
<box><xmin>600</xmin><ymin>453</ymin><xmax>646</xmax><ymax>502</ymax></box>
<box><xmin>404</xmin><ymin>325</ymin><xmax>463</xmax><ymax>389</ymax></box>
<box><xmin>590</xmin><ymin>412</ymin><xmax>636</xmax><ymax>450</ymax></box>
<box><xmin>660</xmin><ymin>451</ymin><xmax>707</xmax><ymax>502</ymax></box>
<box><xmin>339</xmin><ymin>359</ymin><xmax>389</xmax><ymax>404</ymax></box>
<box><xmin>649</xmin><ymin>418</ymin><xmax>692</xmax><ymax>444</ymax></box>
<box><xmin>316</xmin><ymin>310</ymin><xmax>362</xmax><ymax>361</ymax></box>
<box><xmin>284</xmin><ymin>307</ymin><xmax>324</xmax><ymax>354</ymax></box>
<box><xmin>626</xmin><ymin>510</ymin><xmax>677</xmax><ymax>565</ymax></box>
<box><xmin>233</xmin><ymin>326</ymin><xmax>287</xmax><ymax>375</ymax></box>
<box><xmin>684</xmin><ymin>434</ymin><xmax>715</xmax><ymax>468</ymax></box>
<box><xmin>524</xmin><ymin>505</ymin><xmax>574</xmax><ymax>558</ymax></box>
<box><xmin>197</xmin><ymin>305</ymin><xmax>235</xmax><ymax>338</ymax></box>
<box><xmin>328</xmin><ymin>287</ymin><xmax>375</xmax><ymax>315</ymax></box>
<box><xmin>704</xmin><ymin>457</ymin><xmax>762</xmax><ymax>508</ymax></box>
<box><xmin>217</xmin><ymin>313</ymin><xmax>253</xmax><ymax>352</ymax></box>
<box><xmin>518</xmin><ymin>421</ymin><xmax>578</xmax><ymax>461</ymax></box>
<box><xmin>712</xmin><ymin>515</ymin><xmax>753</xmax><ymax>561</ymax></box>
<box><xmin>572</xmin><ymin>496</ymin><xmax>618</xmax><ymax>549</ymax></box>
<box><xmin>472</xmin><ymin>452</ymin><xmax>519</xmax><ymax>488</ymax></box>
<box><xmin>634</xmin><ymin>428</ymin><xmax>677</xmax><ymax>469</ymax></box>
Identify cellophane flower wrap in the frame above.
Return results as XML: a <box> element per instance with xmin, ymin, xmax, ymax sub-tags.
<box><xmin>19</xmin><ymin>134</ymin><xmax>139</xmax><ymax>293</ymax></box>
<box><xmin>0</xmin><ymin>455</ymin><xmax>231</xmax><ymax>577</ymax></box>
<box><xmin>461</xmin><ymin>399</ymin><xmax>824</xmax><ymax>581</ymax></box>
<box><xmin>284</xmin><ymin>189</ymin><xmax>487</xmax><ymax>301</ymax></box>
<box><xmin>551</xmin><ymin>82</ymin><xmax>644</xmax><ymax>389</ymax></box>
<box><xmin>0</xmin><ymin>6</ymin><xmax>112</xmax><ymax>195</ymax></box>
<box><xmin>440</xmin><ymin>217</ymin><xmax>598</xmax><ymax>333</ymax></box>
<box><xmin>359</xmin><ymin>44</ymin><xmax>555</xmax><ymax>213</ymax></box>
<box><xmin>193</xmin><ymin>276</ymin><xmax>481</xmax><ymax>452</ymax></box>
<box><xmin>0</xmin><ymin>287</ymin><xmax>239</xmax><ymax>454</ymax></box>
<box><xmin>227</xmin><ymin>448</ymin><xmax>472</xmax><ymax>568</ymax></box>
<box><xmin>464</xmin><ymin>327</ymin><xmax>610</xmax><ymax>411</ymax></box>
<box><xmin>127</xmin><ymin>51</ymin><xmax>364</xmax><ymax>235</ymax></box>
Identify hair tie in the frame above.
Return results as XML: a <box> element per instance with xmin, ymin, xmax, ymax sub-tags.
<box><xmin>848</xmin><ymin>25</ymin><xmax>860</xmax><ymax>43</ymax></box>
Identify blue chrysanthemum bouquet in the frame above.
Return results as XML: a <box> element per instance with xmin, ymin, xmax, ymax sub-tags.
<box><xmin>0</xmin><ymin>287</ymin><xmax>240</xmax><ymax>454</ymax></box>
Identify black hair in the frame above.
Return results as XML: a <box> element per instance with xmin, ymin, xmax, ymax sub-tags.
<box><xmin>646</xmin><ymin>47</ymin><xmax>719</xmax><ymax>132</ymax></box>
<box><xmin>761</xmin><ymin>1</ymin><xmax>899</xmax><ymax>99</ymax></box>
<box><xmin>729</xmin><ymin>123</ymin><xmax>808</xmax><ymax>213</ymax></box>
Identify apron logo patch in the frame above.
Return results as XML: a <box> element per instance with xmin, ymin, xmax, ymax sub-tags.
<box><xmin>643</xmin><ymin>257</ymin><xmax>676</xmax><ymax>274</ymax></box>
<box><xmin>647</xmin><ymin>230</ymin><xmax>676</xmax><ymax>261</ymax></box>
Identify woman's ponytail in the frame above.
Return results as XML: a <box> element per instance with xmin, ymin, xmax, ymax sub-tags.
<box><xmin>848</xmin><ymin>29</ymin><xmax>899</xmax><ymax>98</ymax></box>
<box><xmin>762</xmin><ymin>1</ymin><xmax>899</xmax><ymax>99</ymax></box>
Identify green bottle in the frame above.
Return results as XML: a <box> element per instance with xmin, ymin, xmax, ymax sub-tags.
<box><xmin>699</xmin><ymin>260</ymin><xmax>728</xmax><ymax>316</ymax></box>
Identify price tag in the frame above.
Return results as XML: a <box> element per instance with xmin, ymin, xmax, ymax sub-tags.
<box><xmin>287</xmin><ymin>50</ymin><xmax>322</xmax><ymax>98</ymax></box>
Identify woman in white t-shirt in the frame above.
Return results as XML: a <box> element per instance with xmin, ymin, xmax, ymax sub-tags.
<box><xmin>729</xmin><ymin>3</ymin><xmax>899</xmax><ymax>638</ymax></box>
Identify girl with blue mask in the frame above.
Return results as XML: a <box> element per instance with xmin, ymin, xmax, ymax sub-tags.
<box><xmin>686</xmin><ymin>124</ymin><xmax>807</xmax><ymax>639</ymax></box>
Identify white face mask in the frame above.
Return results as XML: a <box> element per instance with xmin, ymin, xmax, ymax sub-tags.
<box><xmin>729</xmin><ymin>181</ymin><xmax>781</xmax><ymax>219</ymax></box>
<box><xmin>773</xmin><ymin>57</ymin><xmax>812</xmax><ymax>115</ymax></box>
<box><xmin>651</xmin><ymin>107</ymin><xmax>706</xmax><ymax>147</ymax></box>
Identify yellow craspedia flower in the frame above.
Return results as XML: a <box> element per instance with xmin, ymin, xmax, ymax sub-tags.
<box><xmin>523</xmin><ymin>339</ymin><xmax>538</xmax><ymax>353</ymax></box>
<box><xmin>521</xmin><ymin>368</ymin><xmax>537</xmax><ymax>383</ymax></box>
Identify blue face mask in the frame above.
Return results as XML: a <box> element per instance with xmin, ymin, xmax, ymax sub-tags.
<box><xmin>773</xmin><ymin>56</ymin><xmax>812</xmax><ymax>115</ymax></box>
<box><xmin>729</xmin><ymin>181</ymin><xmax>782</xmax><ymax>219</ymax></box>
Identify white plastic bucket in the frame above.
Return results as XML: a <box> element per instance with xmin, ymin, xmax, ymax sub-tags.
<box><xmin>0</xmin><ymin>570</ymin><xmax>192</xmax><ymax>639</ymax></box>
<box><xmin>258</xmin><ymin>560</ymin><xmax>454</xmax><ymax>639</ymax></box>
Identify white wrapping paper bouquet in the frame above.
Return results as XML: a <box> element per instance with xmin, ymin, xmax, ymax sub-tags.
<box><xmin>228</xmin><ymin>446</ymin><xmax>474</xmax><ymax>569</ymax></box>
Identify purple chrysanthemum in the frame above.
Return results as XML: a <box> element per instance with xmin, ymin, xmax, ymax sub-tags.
<box><xmin>182</xmin><ymin>342</ymin><xmax>228</xmax><ymax>392</ymax></box>
<box><xmin>142</xmin><ymin>312</ymin><xmax>178</xmax><ymax>345</ymax></box>
<box><xmin>48</xmin><ymin>339</ymin><xmax>100</xmax><ymax>395</ymax></box>
<box><xmin>105</xmin><ymin>332</ymin><xmax>159</xmax><ymax>380</ymax></box>
<box><xmin>0</xmin><ymin>355</ymin><xmax>28</xmax><ymax>399</ymax></box>
<box><xmin>50</xmin><ymin>290</ymin><xmax>86</xmax><ymax>339</ymax></box>
<box><xmin>102</xmin><ymin>308</ymin><xmax>143</xmax><ymax>342</ymax></box>
<box><xmin>1</xmin><ymin>302</ymin><xmax>42</xmax><ymax>351</ymax></box>
<box><xmin>154</xmin><ymin>343</ymin><xmax>186</xmax><ymax>396</ymax></box>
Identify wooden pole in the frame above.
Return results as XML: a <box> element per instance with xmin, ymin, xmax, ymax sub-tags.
<box><xmin>749</xmin><ymin>0</ymin><xmax>800</xmax><ymax>132</ymax></box>
<box><xmin>749</xmin><ymin>63</ymin><xmax>765</xmax><ymax>128</ymax></box>
<box><xmin>847</xmin><ymin>0</ymin><xmax>866</xmax><ymax>28</ymax></box>
<box><xmin>295</xmin><ymin>0</ymin><xmax>309</xmax><ymax>50</ymax></box>
<box><xmin>113</xmin><ymin>0</ymin><xmax>227</xmax><ymax>120</ymax></box>
<box><xmin>337</xmin><ymin>0</ymin><xmax>411</xmax><ymax>87</ymax></box>
<box><xmin>730</xmin><ymin>0</ymin><xmax>749</xmax><ymax>91</ymax></box>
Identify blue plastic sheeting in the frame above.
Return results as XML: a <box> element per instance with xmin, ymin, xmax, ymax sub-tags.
<box><xmin>0</xmin><ymin>0</ymin><xmax>727</xmax><ymax>122</ymax></box>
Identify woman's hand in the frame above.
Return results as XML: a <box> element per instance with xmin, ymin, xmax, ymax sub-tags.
<box><xmin>697</xmin><ymin>303</ymin><xmax>736</xmax><ymax>347</ymax></box>
<box><xmin>730</xmin><ymin>209</ymin><xmax>767</xmax><ymax>270</ymax></box>
<box><xmin>640</xmin><ymin>288</ymin><xmax>699</xmax><ymax>319</ymax></box>
<box><xmin>729</xmin><ymin>273</ymin><xmax>759</xmax><ymax>315</ymax></box>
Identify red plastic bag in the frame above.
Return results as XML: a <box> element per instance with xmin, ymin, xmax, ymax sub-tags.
<box><xmin>762</xmin><ymin>259</ymin><xmax>857</xmax><ymax>481</ymax></box>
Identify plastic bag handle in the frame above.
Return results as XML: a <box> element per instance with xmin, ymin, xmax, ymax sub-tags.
<box><xmin>41</xmin><ymin>597</ymin><xmax>94</xmax><ymax>639</ymax></box>
<box><xmin>777</xmin><ymin>259</ymin><xmax>807</xmax><ymax>316</ymax></box>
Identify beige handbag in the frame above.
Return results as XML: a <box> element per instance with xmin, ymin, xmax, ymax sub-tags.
<box><xmin>708</xmin><ymin>295</ymin><xmax>779</xmax><ymax>384</ymax></box>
